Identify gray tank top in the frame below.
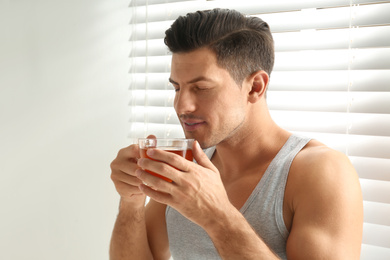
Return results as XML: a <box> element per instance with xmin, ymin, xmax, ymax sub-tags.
<box><xmin>166</xmin><ymin>134</ymin><xmax>311</xmax><ymax>259</ymax></box>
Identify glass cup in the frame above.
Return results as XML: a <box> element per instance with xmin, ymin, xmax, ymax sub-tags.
<box><xmin>138</xmin><ymin>138</ymin><xmax>195</xmax><ymax>182</ymax></box>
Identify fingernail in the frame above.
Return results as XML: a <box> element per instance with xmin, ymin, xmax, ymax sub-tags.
<box><xmin>196</xmin><ymin>140</ymin><xmax>201</xmax><ymax>150</ymax></box>
<box><xmin>135</xmin><ymin>168</ymin><xmax>142</xmax><ymax>177</ymax></box>
<box><xmin>146</xmin><ymin>148</ymin><xmax>155</xmax><ymax>156</ymax></box>
<box><xmin>137</xmin><ymin>158</ymin><xmax>144</xmax><ymax>166</ymax></box>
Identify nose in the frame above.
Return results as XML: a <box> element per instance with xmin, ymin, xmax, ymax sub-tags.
<box><xmin>174</xmin><ymin>88</ymin><xmax>196</xmax><ymax>115</ymax></box>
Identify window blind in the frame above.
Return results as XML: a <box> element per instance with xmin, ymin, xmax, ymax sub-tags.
<box><xmin>128</xmin><ymin>0</ymin><xmax>390</xmax><ymax>258</ymax></box>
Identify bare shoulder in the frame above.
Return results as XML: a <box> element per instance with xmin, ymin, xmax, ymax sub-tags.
<box><xmin>285</xmin><ymin>139</ymin><xmax>363</xmax><ymax>259</ymax></box>
<box><xmin>290</xmin><ymin>139</ymin><xmax>360</xmax><ymax>189</ymax></box>
<box><xmin>288</xmin><ymin>139</ymin><xmax>362</xmax><ymax>208</ymax></box>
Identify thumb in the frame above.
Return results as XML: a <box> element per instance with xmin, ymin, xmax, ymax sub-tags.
<box><xmin>192</xmin><ymin>141</ymin><xmax>218</xmax><ymax>172</ymax></box>
<box><xmin>147</xmin><ymin>134</ymin><xmax>157</xmax><ymax>139</ymax></box>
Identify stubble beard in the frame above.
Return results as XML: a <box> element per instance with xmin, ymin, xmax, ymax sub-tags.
<box><xmin>185</xmin><ymin>116</ymin><xmax>246</xmax><ymax>150</ymax></box>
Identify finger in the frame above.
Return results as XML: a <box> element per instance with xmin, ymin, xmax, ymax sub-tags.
<box><xmin>139</xmin><ymin>183</ymin><xmax>172</xmax><ymax>205</ymax></box>
<box><xmin>146</xmin><ymin>134</ymin><xmax>157</xmax><ymax>139</ymax></box>
<box><xmin>111</xmin><ymin>170</ymin><xmax>143</xmax><ymax>186</ymax></box>
<box><xmin>144</xmin><ymin>148</ymin><xmax>190</xmax><ymax>173</ymax></box>
<box><xmin>137</xmin><ymin>152</ymin><xmax>188</xmax><ymax>185</ymax></box>
<box><xmin>111</xmin><ymin>145</ymin><xmax>141</xmax><ymax>177</ymax></box>
<box><xmin>117</xmin><ymin>144</ymin><xmax>141</xmax><ymax>161</ymax></box>
<box><xmin>115</xmin><ymin>181</ymin><xmax>144</xmax><ymax>196</ymax></box>
<box><xmin>111</xmin><ymin>168</ymin><xmax>144</xmax><ymax>196</ymax></box>
<box><xmin>135</xmin><ymin>167</ymin><xmax>178</xmax><ymax>192</ymax></box>
<box><xmin>193</xmin><ymin>141</ymin><xmax>218</xmax><ymax>172</ymax></box>
<box><xmin>111</xmin><ymin>160</ymin><xmax>139</xmax><ymax>177</ymax></box>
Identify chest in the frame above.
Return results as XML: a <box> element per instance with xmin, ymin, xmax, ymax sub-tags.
<box><xmin>223</xmin><ymin>174</ymin><xmax>263</xmax><ymax>211</ymax></box>
<box><xmin>221</xmin><ymin>168</ymin><xmax>294</xmax><ymax>234</ymax></box>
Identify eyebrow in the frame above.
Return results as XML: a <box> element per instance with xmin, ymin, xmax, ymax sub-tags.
<box><xmin>169</xmin><ymin>76</ymin><xmax>214</xmax><ymax>86</ymax></box>
<box><xmin>168</xmin><ymin>78</ymin><xmax>179</xmax><ymax>85</ymax></box>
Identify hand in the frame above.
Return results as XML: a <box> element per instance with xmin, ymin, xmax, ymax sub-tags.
<box><xmin>110</xmin><ymin>135</ymin><xmax>156</xmax><ymax>208</ymax></box>
<box><xmin>135</xmin><ymin>141</ymin><xmax>231</xmax><ymax>228</ymax></box>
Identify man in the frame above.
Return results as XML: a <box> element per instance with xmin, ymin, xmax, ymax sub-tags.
<box><xmin>110</xmin><ymin>8</ymin><xmax>363</xmax><ymax>260</ymax></box>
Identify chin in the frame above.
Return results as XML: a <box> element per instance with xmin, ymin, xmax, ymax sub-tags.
<box><xmin>183</xmin><ymin>131</ymin><xmax>219</xmax><ymax>149</ymax></box>
<box><xmin>198</xmin><ymin>138</ymin><xmax>218</xmax><ymax>150</ymax></box>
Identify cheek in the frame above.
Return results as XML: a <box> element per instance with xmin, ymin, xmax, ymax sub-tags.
<box><xmin>223</xmin><ymin>98</ymin><xmax>248</xmax><ymax>124</ymax></box>
<box><xmin>173</xmin><ymin>95</ymin><xmax>178</xmax><ymax>110</ymax></box>
<box><xmin>217</xmin><ymin>92</ymin><xmax>246</xmax><ymax>110</ymax></box>
<box><xmin>210</xmin><ymin>97</ymin><xmax>245</xmax><ymax>121</ymax></box>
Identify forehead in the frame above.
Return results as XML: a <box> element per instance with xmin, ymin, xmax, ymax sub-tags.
<box><xmin>170</xmin><ymin>48</ymin><xmax>229</xmax><ymax>83</ymax></box>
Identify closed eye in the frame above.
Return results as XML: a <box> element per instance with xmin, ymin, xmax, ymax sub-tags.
<box><xmin>168</xmin><ymin>78</ymin><xmax>180</xmax><ymax>92</ymax></box>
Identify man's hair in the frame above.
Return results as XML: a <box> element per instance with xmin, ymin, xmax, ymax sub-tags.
<box><xmin>164</xmin><ymin>8</ymin><xmax>274</xmax><ymax>86</ymax></box>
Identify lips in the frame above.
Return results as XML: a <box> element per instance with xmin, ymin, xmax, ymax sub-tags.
<box><xmin>185</xmin><ymin>122</ymin><xmax>200</xmax><ymax>126</ymax></box>
<box><xmin>181</xmin><ymin>119</ymin><xmax>205</xmax><ymax>131</ymax></box>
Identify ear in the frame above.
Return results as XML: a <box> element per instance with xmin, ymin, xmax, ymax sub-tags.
<box><xmin>247</xmin><ymin>70</ymin><xmax>269</xmax><ymax>103</ymax></box>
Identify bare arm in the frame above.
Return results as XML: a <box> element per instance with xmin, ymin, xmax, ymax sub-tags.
<box><xmin>109</xmin><ymin>138</ymin><xmax>170</xmax><ymax>260</ymax></box>
<box><xmin>110</xmin><ymin>200</ymin><xmax>153</xmax><ymax>260</ymax></box>
<box><xmin>145</xmin><ymin>200</ymin><xmax>170</xmax><ymax>260</ymax></box>
<box><xmin>285</xmin><ymin>145</ymin><xmax>363</xmax><ymax>259</ymax></box>
<box><xmin>110</xmin><ymin>199</ymin><xmax>170</xmax><ymax>260</ymax></box>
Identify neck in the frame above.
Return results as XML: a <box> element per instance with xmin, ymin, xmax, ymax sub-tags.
<box><xmin>213</xmin><ymin>103</ymin><xmax>291</xmax><ymax>179</ymax></box>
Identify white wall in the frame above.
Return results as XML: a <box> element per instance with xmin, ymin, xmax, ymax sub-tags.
<box><xmin>0</xmin><ymin>1</ymin><xmax>129</xmax><ymax>259</ymax></box>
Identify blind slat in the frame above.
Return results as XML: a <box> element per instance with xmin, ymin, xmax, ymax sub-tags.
<box><xmin>133</xmin><ymin>25</ymin><xmax>390</xmax><ymax>56</ymax></box>
<box><xmin>132</xmin><ymin>3</ymin><xmax>390</xmax><ymax>40</ymax></box>
<box><xmin>129</xmin><ymin>122</ymin><xmax>184</xmax><ymax>139</ymax></box>
<box><xmin>361</xmin><ymin>244</ymin><xmax>390</xmax><ymax>259</ymax></box>
<box><xmin>270</xmin><ymin>111</ymin><xmax>390</xmax><ymax>137</ymax></box>
<box><xmin>363</xmin><ymin>201</ymin><xmax>390</xmax><ymax>226</ymax></box>
<box><xmin>274</xmin><ymin>25</ymin><xmax>390</xmax><ymax>52</ymax></box>
<box><xmin>351</xmin><ymin>156</ymin><xmax>390</xmax><ymax>182</ymax></box>
<box><xmin>131</xmin><ymin>39</ymin><xmax>168</xmax><ymax>56</ymax></box>
<box><xmin>285</xmin><ymin>132</ymin><xmax>390</xmax><ymax>159</ymax></box>
<box><xmin>131</xmin><ymin>106</ymin><xmax>177</xmax><ymax>124</ymax></box>
<box><xmin>274</xmin><ymin>48</ymin><xmax>390</xmax><ymax>71</ymax></box>
<box><xmin>361</xmin><ymin>179</ymin><xmax>390</xmax><ymax>204</ymax></box>
<box><xmin>268</xmin><ymin>92</ymin><xmax>390</xmax><ymax>114</ymax></box>
<box><xmin>261</xmin><ymin>3</ymin><xmax>390</xmax><ymax>33</ymax></box>
<box><xmin>269</xmin><ymin>70</ymin><xmax>390</xmax><ymax>92</ymax></box>
<box><xmin>349</xmin><ymin>113</ymin><xmax>390</xmax><ymax>136</ymax></box>
<box><xmin>130</xmin><ymin>56</ymin><xmax>171</xmax><ymax>73</ymax></box>
<box><xmin>349</xmin><ymin>92</ymin><xmax>390</xmax><ymax>113</ymax></box>
<box><xmin>133</xmin><ymin>1</ymin><xmax>390</xmax><ymax>23</ymax></box>
<box><xmin>131</xmin><ymin>73</ymin><xmax>170</xmax><ymax>89</ymax></box>
<box><xmin>362</xmin><ymin>223</ymin><xmax>390</xmax><ymax>248</ymax></box>
<box><xmin>131</xmin><ymin>48</ymin><xmax>390</xmax><ymax>72</ymax></box>
<box><xmin>132</xmin><ymin>89</ymin><xmax>174</xmax><ymax>106</ymax></box>
<box><xmin>268</xmin><ymin>92</ymin><xmax>349</xmax><ymax>111</ymax></box>
<box><xmin>348</xmin><ymin>135</ymin><xmax>390</xmax><ymax>159</ymax></box>
<box><xmin>350</xmin><ymin>70</ymin><xmax>390</xmax><ymax>91</ymax></box>
<box><xmin>133</xmin><ymin>0</ymin><xmax>194</xmax><ymax>7</ymax></box>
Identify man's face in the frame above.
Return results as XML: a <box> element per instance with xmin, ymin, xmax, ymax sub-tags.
<box><xmin>170</xmin><ymin>48</ymin><xmax>249</xmax><ymax>148</ymax></box>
